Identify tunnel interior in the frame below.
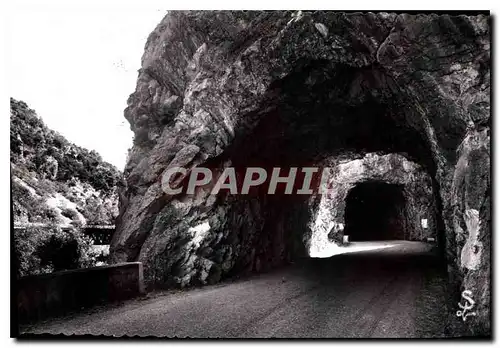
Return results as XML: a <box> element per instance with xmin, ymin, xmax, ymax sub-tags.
<box><xmin>134</xmin><ymin>61</ymin><xmax>448</xmax><ymax>288</ymax></box>
<box><xmin>344</xmin><ymin>182</ymin><xmax>408</xmax><ymax>241</ymax></box>
<box><xmin>216</xmin><ymin>61</ymin><xmax>445</xmax><ymax>263</ymax></box>
<box><xmin>229</xmin><ymin>62</ymin><xmax>437</xmax><ymax>175</ymax></box>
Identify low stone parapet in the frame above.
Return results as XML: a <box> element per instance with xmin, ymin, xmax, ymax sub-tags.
<box><xmin>17</xmin><ymin>262</ymin><xmax>144</xmax><ymax>323</ymax></box>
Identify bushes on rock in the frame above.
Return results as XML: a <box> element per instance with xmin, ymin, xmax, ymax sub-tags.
<box><xmin>11</xmin><ymin>178</ymin><xmax>59</xmax><ymax>223</ymax></box>
<box><xmin>10</xmin><ymin>98</ymin><xmax>122</xmax><ymax>193</ymax></box>
<box><xmin>14</xmin><ymin>226</ymin><xmax>99</xmax><ymax>277</ymax></box>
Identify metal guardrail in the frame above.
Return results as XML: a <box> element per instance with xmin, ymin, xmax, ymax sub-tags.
<box><xmin>83</xmin><ymin>227</ymin><xmax>114</xmax><ymax>245</ymax></box>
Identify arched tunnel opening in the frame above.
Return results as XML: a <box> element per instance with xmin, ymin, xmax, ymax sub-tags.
<box><xmin>116</xmin><ymin>61</ymin><xmax>449</xmax><ymax>288</ymax></box>
<box><xmin>344</xmin><ymin>182</ymin><xmax>407</xmax><ymax>242</ymax></box>
<box><xmin>221</xmin><ymin>61</ymin><xmax>445</xmax><ymax>264</ymax></box>
<box><xmin>108</xmin><ymin>12</ymin><xmax>490</xmax><ymax>337</ymax></box>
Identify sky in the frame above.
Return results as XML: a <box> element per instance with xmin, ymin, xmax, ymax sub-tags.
<box><xmin>7</xmin><ymin>5</ymin><xmax>168</xmax><ymax>169</ymax></box>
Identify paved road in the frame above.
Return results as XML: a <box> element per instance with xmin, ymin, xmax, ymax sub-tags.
<box><xmin>21</xmin><ymin>241</ymin><xmax>450</xmax><ymax>338</ymax></box>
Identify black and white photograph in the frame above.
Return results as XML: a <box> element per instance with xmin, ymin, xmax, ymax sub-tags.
<box><xmin>5</xmin><ymin>2</ymin><xmax>492</xmax><ymax>340</ymax></box>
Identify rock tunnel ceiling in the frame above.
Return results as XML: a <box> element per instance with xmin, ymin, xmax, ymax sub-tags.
<box><xmin>110</xmin><ymin>11</ymin><xmax>490</xmax><ymax>335</ymax></box>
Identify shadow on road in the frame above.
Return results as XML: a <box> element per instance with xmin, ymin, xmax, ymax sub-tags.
<box><xmin>21</xmin><ymin>241</ymin><xmax>453</xmax><ymax>338</ymax></box>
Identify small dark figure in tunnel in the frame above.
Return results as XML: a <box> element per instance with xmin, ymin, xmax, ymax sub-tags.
<box><xmin>344</xmin><ymin>182</ymin><xmax>407</xmax><ymax>241</ymax></box>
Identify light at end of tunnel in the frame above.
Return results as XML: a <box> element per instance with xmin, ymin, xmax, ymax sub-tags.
<box><xmin>309</xmin><ymin>242</ymin><xmax>396</xmax><ymax>258</ymax></box>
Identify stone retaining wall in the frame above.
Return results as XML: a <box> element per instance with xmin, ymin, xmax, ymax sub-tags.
<box><xmin>17</xmin><ymin>262</ymin><xmax>144</xmax><ymax>323</ymax></box>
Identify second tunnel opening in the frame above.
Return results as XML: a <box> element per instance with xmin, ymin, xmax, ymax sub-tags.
<box><xmin>344</xmin><ymin>182</ymin><xmax>407</xmax><ymax>242</ymax></box>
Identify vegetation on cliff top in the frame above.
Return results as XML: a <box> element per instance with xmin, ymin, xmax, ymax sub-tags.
<box><xmin>10</xmin><ymin>98</ymin><xmax>122</xmax><ymax>226</ymax></box>
<box><xmin>11</xmin><ymin>98</ymin><xmax>123</xmax><ymax>275</ymax></box>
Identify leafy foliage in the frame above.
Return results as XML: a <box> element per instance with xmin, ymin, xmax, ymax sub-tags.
<box><xmin>14</xmin><ymin>226</ymin><xmax>100</xmax><ymax>277</ymax></box>
<box><xmin>10</xmin><ymin>98</ymin><xmax>121</xmax><ymax>227</ymax></box>
<box><xmin>10</xmin><ymin>98</ymin><xmax>121</xmax><ymax>192</ymax></box>
<box><xmin>11</xmin><ymin>98</ymin><xmax>121</xmax><ymax>274</ymax></box>
<box><xmin>11</xmin><ymin>178</ymin><xmax>59</xmax><ymax>223</ymax></box>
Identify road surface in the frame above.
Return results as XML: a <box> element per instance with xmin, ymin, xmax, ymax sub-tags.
<box><xmin>21</xmin><ymin>241</ymin><xmax>450</xmax><ymax>338</ymax></box>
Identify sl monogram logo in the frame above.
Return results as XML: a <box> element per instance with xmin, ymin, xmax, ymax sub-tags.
<box><xmin>456</xmin><ymin>290</ymin><xmax>477</xmax><ymax>322</ymax></box>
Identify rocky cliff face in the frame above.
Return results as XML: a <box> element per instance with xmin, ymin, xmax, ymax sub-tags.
<box><xmin>111</xmin><ymin>11</ymin><xmax>490</xmax><ymax>335</ymax></box>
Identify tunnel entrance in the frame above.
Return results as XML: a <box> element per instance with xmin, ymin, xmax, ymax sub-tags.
<box><xmin>117</xmin><ymin>57</ymin><xmax>448</xmax><ymax>289</ymax></box>
<box><xmin>344</xmin><ymin>182</ymin><xmax>407</xmax><ymax>242</ymax></box>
